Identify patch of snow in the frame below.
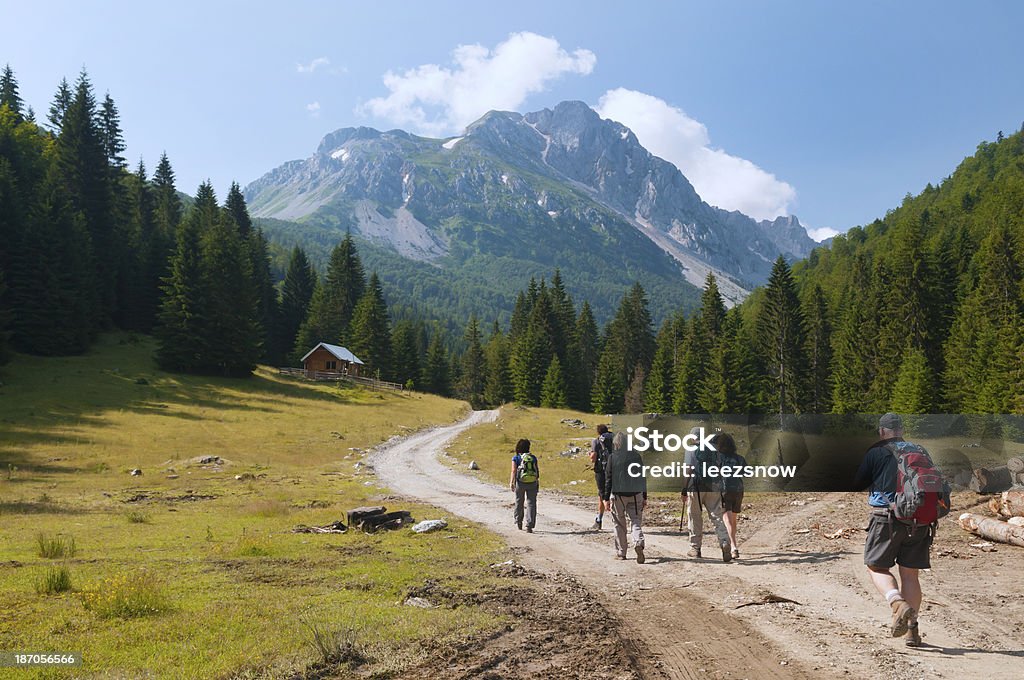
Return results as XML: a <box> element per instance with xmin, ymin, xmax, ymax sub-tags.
<box><xmin>442</xmin><ymin>137</ymin><xmax>463</xmax><ymax>150</ymax></box>
<box><xmin>330</xmin><ymin>148</ymin><xmax>350</xmax><ymax>162</ymax></box>
<box><xmin>547</xmin><ymin>210</ymin><xmax>559</xmax><ymax>218</ymax></box>
<box><xmin>500</xmin><ymin>174</ymin><xmax>509</xmax><ymax>186</ymax></box>
<box><xmin>526</xmin><ymin>121</ymin><xmax>552</xmax><ymax>164</ymax></box>
<box><xmin>536</xmin><ymin>199</ymin><xmax>544</xmax><ymax>207</ymax></box>
<box><xmin>620</xmin><ymin>129</ymin><xmax>629</xmax><ymax>140</ymax></box>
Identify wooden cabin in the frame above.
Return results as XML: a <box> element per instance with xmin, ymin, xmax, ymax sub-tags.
<box><xmin>300</xmin><ymin>343</ymin><xmax>365</xmax><ymax>378</ymax></box>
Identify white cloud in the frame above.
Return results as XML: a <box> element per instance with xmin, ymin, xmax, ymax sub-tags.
<box><xmin>297</xmin><ymin>57</ymin><xmax>330</xmax><ymax>74</ymax></box>
<box><xmin>806</xmin><ymin>226</ymin><xmax>840</xmax><ymax>242</ymax></box>
<box><xmin>306</xmin><ymin>101</ymin><xmax>321</xmax><ymax>118</ymax></box>
<box><xmin>595</xmin><ymin>88</ymin><xmax>796</xmax><ymax>221</ymax></box>
<box><xmin>362</xmin><ymin>32</ymin><xmax>596</xmax><ymax>137</ymax></box>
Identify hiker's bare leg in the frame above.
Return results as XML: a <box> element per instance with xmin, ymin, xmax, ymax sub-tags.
<box><xmin>725</xmin><ymin>510</ymin><xmax>738</xmax><ymax>549</ymax></box>
<box><xmin>897</xmin><ymin>566</ymin><xmax>922</xmax><ymax>613</ymax></box>
<box><xmin>867</xmin><ymin>565</ymin><xmax>900</xmax><ymax>600</ymax></box>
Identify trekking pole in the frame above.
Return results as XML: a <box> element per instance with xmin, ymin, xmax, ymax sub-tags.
<box><xmin>679</xmin><ymin>493</ymin><xmax>685</xmax><ymax>532</ymax></box>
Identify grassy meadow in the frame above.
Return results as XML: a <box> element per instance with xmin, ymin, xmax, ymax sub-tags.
<box><xmin>0</xmin><ymin>334</ymin><xmax>513</xmax><ymax>678</ymax></box>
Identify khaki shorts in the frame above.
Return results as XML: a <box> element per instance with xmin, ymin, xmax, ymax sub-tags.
<box><xmin>864</xmin><ymin>513</ymin><xmax>933</xmax><ymax>570</ymax></box>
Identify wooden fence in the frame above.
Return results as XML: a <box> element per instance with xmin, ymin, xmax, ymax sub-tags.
<box><xmin>277</xmin><ymin>367</ymin><xmax>404</xmax><ymax>392</ymax></box>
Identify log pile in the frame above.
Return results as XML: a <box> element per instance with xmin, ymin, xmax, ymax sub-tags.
<box><xmin>346</xmin><ymin>506</ymin><xmax>414</xmax><ymax>533</ymax></box>
<box><xmin>968</xmin><ymin>455</ymin><xmax>1024</xmax><ymax>493</ymax></box>
<box><xmin>988</xmin><ymin>489</ymin><xmax>1024</xmax><ymax>519</ymax></box>
<box><xmin>958</xmin><ymin>512</ymin><xmax>1024</xmax><ymax>547</ymax></box>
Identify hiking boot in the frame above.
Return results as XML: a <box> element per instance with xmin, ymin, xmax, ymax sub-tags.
<box><xmin>731</xmin><ymin>548</ymin><xmax>740</xmax><ymax>560</ymax></box>
<box><xmin>615</xmin><ymin>554</ymin><xmax>626</xmax><ymax>560</ymax></box>
<box><xmin>635</xmin><ymin>545</ymin><xmax>645</xmax><ymax>564</ymax></box>
<box><xmin>687</xmin><ymin>547</ymin><xmax>701</xmax><ymax>558</ymax></box>
<box><xmin>890</xmin><ymin>600</ymin><xmax>916</xmax><ymax>638</ymax></box>
<box><xmin>517</xmin><ymin>522</ymin><xmax>523</xmax><ymax>531</ymax></box>
<box><xmin>526</xmin><ymin>527</ymin><xmax>534</xmax><ymax>533</ymax></box>
<box><xmin>721</xmin><ymin>542</ymin><xmax>733</xmax><ymax>563</ymax></box>
<box><xmin>905</xmin><ymin>623</ymin><xmax>922</xmax><ymax>647</ymax></box>
<box><xmin>589</xmin><ymin>520</ymin><xmax>602</xmax><ymax>532</ymax></box>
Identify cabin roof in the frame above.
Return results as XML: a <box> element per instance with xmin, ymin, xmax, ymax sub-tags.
<box><xmin>300</xmin><ymin>342</ymin><xmax>365</xmax><ymax>365</ymax></box>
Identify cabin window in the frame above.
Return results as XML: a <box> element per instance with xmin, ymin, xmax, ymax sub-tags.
<box><xmin>326</xmin><ymin>360</ymin><xmax>337</xmax><ymax>370</ymax></box>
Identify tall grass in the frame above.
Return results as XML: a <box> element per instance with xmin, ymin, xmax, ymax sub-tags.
<box><xmin>35</xmin><ymin>565</ymin><xmax>73</xmax><ymax>595</ymax></box>
<box><xmin>37</xmin><ymin>533</ymin><xmax>76</xmax><ymax>559</ymax></box>
<box><xmin>300</xmin><ymin>611</ymin><xmax>366</xmax><ymax>667</ymax></box>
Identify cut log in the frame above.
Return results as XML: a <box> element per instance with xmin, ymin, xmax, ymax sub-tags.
<box><xmin>1007</xmin><ymin>456</ymin><xmax>1024</xmax><ymax>474</ymax></box>
<box><xmin>988</xmin><ymin>490</ymin><xmax>1024</xmax><ymax>518</ymax></box>
<box><xmin>969</xmin><ymin>465</ymin><xmax>1013</xmax><ymax>493</ymax></box>
<box><xmin>347</xmin><ymin>506</ymin><xmax>386</xmax><ymax>527</ymax></box>
<box><xmin>360</xmin><ymin>510</ymin><xmax>414</xmax><ymax>533</ymax></box>
<box><xmin>958</xmin><ymin>512</ymin><xmax>1024</xmax><ymax>547</ymax></box>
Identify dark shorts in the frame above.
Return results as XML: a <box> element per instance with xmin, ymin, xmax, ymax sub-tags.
<box><xmin>864</xmin><ymin>513</ymin><xmax>933</xmax><ymax>569</ymax></box>
<box><xmin>594</xmin><ymin>469</ymin><xmax>606</xmax><ymax>495</ymax></box>
<box><xmin>721</xmin><ymin>491</ymin><xmax>744</xmax><ymax>513</ymax></box>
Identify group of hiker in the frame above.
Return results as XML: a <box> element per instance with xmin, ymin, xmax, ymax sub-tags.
<box><xmin>508</xmin><ymin>411</ymin><xmax>948</xmax><ymax>648</ymax></box>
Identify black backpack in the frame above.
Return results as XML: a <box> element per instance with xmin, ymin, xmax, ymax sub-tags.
<box><xmin>595</xmin><ymin>433</ymin><xmax>614</xmax><ymax>469</ymax></box>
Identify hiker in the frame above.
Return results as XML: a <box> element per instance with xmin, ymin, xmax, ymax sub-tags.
<box><xmin>601</xmin><ymin>431</ymin><xmax>647</xmax><ymax>563</ymax></box>
<box><xmin>854</xmin><ymin>413</ymin><xmax>950</xmax><ymax>648</ymax></box>
<box><xmin>509</xmin><ymin>438</ymin><xmax>540</xmax><ymax>533</ymax></box>
<box><xmin>715</xmin><ymin>432</ymin><xmax>746</xmax><ymax>560</ymax></box>
<box><xmin>682</xmin><ymin>426</ymin><xmax>732</xmax><ymax>562</ymax></box>
<box><xmin>589</xmin><ymin>424</ymin><xmax>614</xmax><ymax>531</ymax></box>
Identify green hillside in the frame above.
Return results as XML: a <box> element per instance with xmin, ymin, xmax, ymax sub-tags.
<box><xmin>783</xmin><ymin>127</ymin><xmax>1024</xmax><ymax>413</ymax></box>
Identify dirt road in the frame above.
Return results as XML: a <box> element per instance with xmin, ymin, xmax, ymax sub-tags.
<box><xmin>372</xmin><ymin>411</ymin><xmax>1024</xmax><ymax>678</ymax></box>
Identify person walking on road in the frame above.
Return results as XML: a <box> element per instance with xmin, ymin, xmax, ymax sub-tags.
<box><xmin>682</xmin><ymin>426</ymin><xmax>732</xmax><ymax>563</ymax></box>
<box><xmin>601</xmin><ymin>431</ymin><xmax>647</xmax><ymax>563</ymax></box>
<box><xmin>510</xmin><ymin>438</ymin><xmax>540</xmax><ymax>533</ymax></box>
<box><xmin>589</xmin><ymin>424</ymin><xmax>614</xmax><ymax>531</ymax></box>
<box><xmin>715</xmin><ymin>433</ymin><xmax>746</xmax><ymax>560</ymax></box>
<box><xmin>855</xmin><ymin>413</ymin><xmax>949</xmax><ymax>647</ymax></box>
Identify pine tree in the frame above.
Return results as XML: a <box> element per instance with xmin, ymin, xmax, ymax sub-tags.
<box><xmin>803</xmin><ymin>284</ymin><xmax>832</xmax><ymax>413</ymax></box>
<box><xmin>47</xmin><ymin>78</ymin><xmax>71</xmax><ymax>132</ymax></box>
<box><xmin>673</xmin><ymin>316</ymin><xmax>708</xmax><ymax>413</ymax></box>
<box><xmin>152</xmin><ymin>153</ymin><xmax>183</xmax><ymax>239</ymax></box>
<box><xmin>508</xmin><ymin>291</ymin><xmax>530</xmax><ymax>342</ymax></box>
<box><xmin>56</xmin><ymin>70</ymin><xmax>115</xmax><ymax>323</ymax></box>
<box><xmin>0</xmin><ymin>65</ymin><xmax>23</xmax><ymax>119</ymax></box>
<box><xmin>645</xmin><ymin>315</ymin><xmax>682</xmax><ymax>412</ymax></box>
<box><xmin>573</xmin><ymin>301</ymin><xmax>600</xmax><ymax>410</ymax></box>
<box><xmin>391</xmin><ymin>319</ymin><xmax>422</xmax><ymax>388</ymax></box>
<box><xmin>0</xmin><ymin>267</ymin><xmax>11</xmax><ymax>364</ymax></box>
<box><xmin>247</xmin><ymin>228</ymin><xmax>278</xmax><ymax>362</ymax></box>
<box><xmin>195</xmin><ymin>209</ymin><xmax>261</xmax><ymax>376</ymax></box>
<box><xmin>279</xmin><ymin>247</ymin><xmax>317</xmax><ymax>363</ymax></box>
<box><xmin>890</xmin><ymin>347</ymin><xmax>935</xmax><ymax>414</ymax></box>
<box><xmin>99</xmin><ymin>93</ymin><xmax>126</xmax><ymax>169</ymax></box>
<box><xmin>348</xmin><ymin>272</ymin><xmax>392</xmax><ymax>379</ymax></box>
<box><xmin>294</xmin><ymin>233</ymin><xmax>366</xmax><ymax>355</ymax></box>
<box><xmin>155</xmin><ymin>201</ymin><xmax>207</xmax><ymax>372</ymax></box>
<box><xmin>756</xmin><ymin>256</ymin><xmax>807</xmax><ymax>419</ymax></box>
<box><xmin>510</xmin><ymin>292</ymin><xmax>555</xmax><ymax>405</ymax></box>
<box><xmin>422</xmin><ymin>330</ymin><xmax>451</xmax><ymax>396</ymax></box>
<box><xmin>698</xmin><ymin>273</ymin><xmax>726</xmax><ymax>340</ymax></box>
<box><xmin>225</xmin><ymin>182</ymin><xmax>253</xmax><ymax>238</ymax></box>
<box><xmin>540</xmin><ymin>355</ymin><xmax>569</xmax><ymax>408</ymax></box>
<box><xmin>591</xmin><ymin>345</ymin><xmax>625</xmax><ymax>414</ymax></box>
<box><xmin>457</xmin><ymin>315</ymin><xmax>486</xmax><ymax>406</ymax></box>
<box><xmin>483</xmin><ymin>322</ymin><xmax>512</xmax><ymax>406</ymax></box>
<box><xmin>8</xmin><ymin>161</ymin><xmax>97</xmax><ymax>355</ymax></box>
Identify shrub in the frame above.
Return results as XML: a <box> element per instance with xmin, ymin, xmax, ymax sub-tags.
<box><xmin>300</xmin><ymin>611</ymin><xmax>366</xmax><ymax>667</ymax></box>
<box><xmin>81</xmin><ymin>571</ymin><xmax>169</xmax><ymax>618</ymax></box>
<box><xmin>37</xmin><ymin>533</ymin><xmax>76</xmax><ymax>559</ymax></box>
<box><xmin>35</xmin><ymin>565</ymin><xmax>73</xmax><ymax>595</ymax></box>
<box><xmin>125</xmin><ymin>510</ymin><xmax>151</xmax><ymax>524</ymax></box>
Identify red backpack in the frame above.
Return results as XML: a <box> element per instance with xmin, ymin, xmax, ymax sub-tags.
<box><xmin>887</xmin><ymin>441</ymin><xmax>951</xmax><ymax>526</ymax></box>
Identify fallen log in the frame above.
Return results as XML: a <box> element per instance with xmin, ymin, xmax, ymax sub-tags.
<box><xmin>958</xmin><ymin>512</ymin><xmax>1024</xmax><ymax>547</ymax></box>
<box><xmin>347</xmin><ymin>506</ymin><xmax>386</xmax><ymax>527</ymax></box>
<box><xmin>988</xmin><ymin>489</ymin><xmax>1024</xmax><ymax>518</ymax></box>
<box><xmin>969</xmin><ymin>465</ymin><xmax>1013</xmax><ymax>493</ymax></box>
<box><xmin>360</xmin><ymin>510</ymin><xmax>414</xmax><ymax>533</ymax></box>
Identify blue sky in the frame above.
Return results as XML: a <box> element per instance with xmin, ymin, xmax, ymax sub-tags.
<box><xmin>4</xmin><ymin>1</ymin><xmax>1023</xmax><ymax>237</ymax></box>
